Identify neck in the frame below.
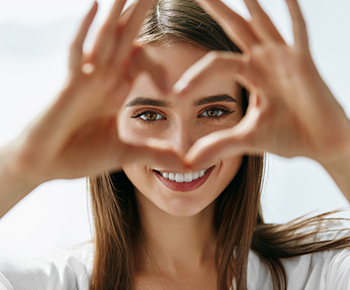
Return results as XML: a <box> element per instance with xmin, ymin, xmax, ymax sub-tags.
<box><xmin>134</xmin><ymin>189</ymin><xmax>217</xmax><ymax>277</ymax></box>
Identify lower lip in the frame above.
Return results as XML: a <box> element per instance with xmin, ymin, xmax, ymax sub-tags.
<box><xmin>154</xmin><ymin>167</ymin><xmax>214</xmax><ymax>192</ymax></box>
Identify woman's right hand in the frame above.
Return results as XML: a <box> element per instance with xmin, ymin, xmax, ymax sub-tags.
<box><xmin>2</xmin><ymin>0</ymin><xmax>184</xmax><ymax>190</ymax></box>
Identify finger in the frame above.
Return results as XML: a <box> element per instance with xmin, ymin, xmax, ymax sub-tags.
<box><xmin>122</xmin><ymin>140</ymin><xmax>189</xmax><ymax>172</ymax></box>
<box><xmin>173</xmin><ymin>51</ymin><xmax>248</xmax><ymax>96</ymax></box>
<box><xmin>243</xmin><ymin>0</ymin><xmax>285</xmax><ymax>43</ymax></box>
<box><xmin>69</xmin><ymin>1</ymin><xmax>98</xmax><ymax>72</ymax></box>
<box><xmin>196</xmin><ymin>0</ymin><xmax>260</xmax><ymax>52</ymax></box>
<box><xmin>90</xmin><ymin>0</ymin><xmax>128</xmax><ymax>65</ymax></box>
<box><xmin>113</xmin><ymin>0</ymin><xmax>154</xmax><ymax>67</ymax></box>
<box><xmin>285</xmin><ymin>0</ymin><xmax>309</xmax><ymax>48</ymax></box>
<box><xmin>184</xmin><ymin>126</ymin><xmax>250</xmax><ymax>170</ymax></box>
<box><xmin>126</xmin><ymin>46</ymin><xmax>170</xmax><ymax>94</ymax></box>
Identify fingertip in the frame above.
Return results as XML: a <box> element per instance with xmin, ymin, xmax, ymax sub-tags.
<box><xmin>173</xmin><ymin>79</ymin><xmax>192</xmax><ymax>97</ymax></box>
<box><xmin>183</xmin><ymin>157</ymin><xmax>194</xmax><ymax>169</ymax></box>
<box><xmin>85</xmin><ymin>1</ymin><xmax>98</xmax><ymax>23</ymax></box>
<box><xmin>184</xmin><ymin>149</ymin><xmax>196</xmax><ymax>166</ymax></box>
<box><xmin>90</xmin><ymin>1</ymin><xmax>99</xmax><ymax>14</ymax></box>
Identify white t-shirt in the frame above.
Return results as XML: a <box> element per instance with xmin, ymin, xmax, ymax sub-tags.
<box><xmin>1</xmin><ymin>231</ymin><xmax>350</xmax><ymax>290</ymax></box>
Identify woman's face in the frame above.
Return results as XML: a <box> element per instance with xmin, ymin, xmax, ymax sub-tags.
<box><xmin>119</xmin><ymin>43</ymin><xmax>243</xmax><ymax>217</ymax></box>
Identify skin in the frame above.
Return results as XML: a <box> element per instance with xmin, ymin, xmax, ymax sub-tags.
<box><xmin>0</xmin><ymin>0</ymin><xmax>186</xmax><ymax>218</ymax></box>
<box><xmin>0</xmin><ymin>0</ymin><xmax>350</xmax><ymax>287</ymax></box>
<box><xmin>177</xmin><ymin>0</ymin><xmax>350</xmax><ymax>178</ymax></box>
<box><xmin>119</xmin><ymin>43</ymin><xmax>243</xmax><ymax>283</ymax></box>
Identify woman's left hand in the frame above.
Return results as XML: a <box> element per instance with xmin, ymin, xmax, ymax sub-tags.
<box><xmin>174</xmin><ymin>0</ymin><xmax>350</xmax><ymax>171</ymax></box>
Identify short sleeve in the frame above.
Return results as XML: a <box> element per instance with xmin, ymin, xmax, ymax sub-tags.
<box><xmin>0</xmin><ymin>272</ymin><xmax>14</xmax><ymax>290</ymax></box>
<box><xmin>326</xmin><ymin>248</ymin><xmax>350</xmax><ymax>289</ymax></box>
<box><xmin>0</xmin><ymin>242</ymin><xmax>93</xmax><ymax>290</ymax></box>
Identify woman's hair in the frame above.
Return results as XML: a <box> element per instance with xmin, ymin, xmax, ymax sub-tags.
<box><xmin>88</xmin><ymin>1</ymin><xmax>350</xmax><ymax>289</ymax></box>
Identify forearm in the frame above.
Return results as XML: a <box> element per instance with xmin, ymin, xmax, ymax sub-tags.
<box><xmin>0</xmin><ymin>144</ymin><xmax>38</xmax><ymax>219</ymax></box>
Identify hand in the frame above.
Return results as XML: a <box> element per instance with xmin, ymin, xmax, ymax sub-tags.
<box><xmin>174</xmin><ymin>0</ymin><xmax>350</xmax><ymax>170</ymax></box>
<box><xmin>7</xmin><ymin>0</ymin><xmax>185</xmax><ymax>187</ymax></box>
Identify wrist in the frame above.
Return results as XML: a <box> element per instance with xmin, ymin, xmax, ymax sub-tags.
<box><xmin>319</xmin><ymin>140</ymin><xmax>350</xmax><ymax>202</ymax></box>
<box><xmin>0</xmin><ymin>142</ymin><xmax>40</xmax><ymax>202</ymax></box>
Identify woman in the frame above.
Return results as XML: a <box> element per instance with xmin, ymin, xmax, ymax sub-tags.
<box><xmin>1</xmin><ymin>0</ymin><xmax>350</xmax><ymax>289</ymax></box>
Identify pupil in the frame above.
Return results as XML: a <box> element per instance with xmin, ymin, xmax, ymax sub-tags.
<box><xmin>208</xmin><ymin>110</ymin><xmax>217</xmax><ymax>117</ymax></box>
<box><xmin>147</xmin><ymin>113</ymin><xmax>157</xmax><ymax>120</ymax></box>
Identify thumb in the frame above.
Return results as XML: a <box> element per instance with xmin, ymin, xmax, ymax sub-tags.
<box><xmin>121</xmin><ymin>139</ymin><xmax>189</xmax><ymax>172</ymax></box>
<box><xmin>185</xmin><ymin>120</ymin><xmax>257</xmax><ymax>170</ymax></box>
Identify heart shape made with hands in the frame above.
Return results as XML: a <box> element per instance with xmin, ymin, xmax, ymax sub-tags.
<box><xmin>33</xmin><ymin>0</ymin><xmax>348</xmax><ymax>183</ymax></box>
<box><xmin>118</xmin><ymin>0</ymin><xmax>350</xmax><ymax>173</ymax></box>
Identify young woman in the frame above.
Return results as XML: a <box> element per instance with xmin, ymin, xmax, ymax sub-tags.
<box><xmin>1</xmin><ymin>0</ymin><xmax>350</xmax><ymax>289</ymax></box>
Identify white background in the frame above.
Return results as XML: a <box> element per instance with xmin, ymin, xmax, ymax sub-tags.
<box><xmin>0</xmin><ymin>0</ymin><xmax>350</xmax><ymax>256</ymax></box>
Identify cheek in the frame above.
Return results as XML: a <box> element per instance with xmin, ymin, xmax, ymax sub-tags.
<box><xmin>214</xmin><ymin>155</ymin><xmax>243</xmax><ymax>195</ymax></box>
<box><xmin>122</xmin><ymin>163</ymin><xmax>149</xmax><ymax>187</ymax></box>
<box><xmin>118</xmin><ymin>113</ymin><xmax>167</xmax><ymax>147</ymax></box>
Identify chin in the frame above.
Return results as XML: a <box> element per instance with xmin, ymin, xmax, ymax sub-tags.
<box><xmin>159</xmin><ymin>195</ymin><xmax>217</xmax><ymax>217</ymax></box>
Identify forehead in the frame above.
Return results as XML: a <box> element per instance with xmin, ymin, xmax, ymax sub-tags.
<box><xmin>128</xmin><ymin>43</ymin><xmax>240</xmax><ymax>101</ymax></box>
<box><xmin>149</xmin><ymin>43</ymin><xmax>207</xmax><ymax>80</ymax></box>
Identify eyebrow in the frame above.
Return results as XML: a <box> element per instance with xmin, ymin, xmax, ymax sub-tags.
<box><xmin>125</xmin><ymin>94</ymin><xmax>237</xmax><ymax>108</ymax></box>
<box><xmin>194</xmin><ymin>94</ymin><xmax>237</xmax><ymax>106</ymax></box>
<box><xmin>125</xmin><ymin>97</ymin><xmax>170</xmax><ymax>108</ymax></box>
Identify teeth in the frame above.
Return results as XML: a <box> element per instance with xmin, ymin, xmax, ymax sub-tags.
<box><xmin>175</xmin><ymin>173</ymin><xmax>184</xmax><ymax>182</ymax></box>
<box><xmin>159</xmin><ymin>169</ymin><xmax>209</xmax><ymax>183</ymax></box>
<box><xmin>184</xmin><ymin>173</ymin><xmax>192</xmax><ymax>182</ymax></box>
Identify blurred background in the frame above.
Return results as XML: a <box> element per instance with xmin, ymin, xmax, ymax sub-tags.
<box><xmin>0</xmin><ymin>0</ymin><xmax>350</xmax><ymax>256</ymax></box>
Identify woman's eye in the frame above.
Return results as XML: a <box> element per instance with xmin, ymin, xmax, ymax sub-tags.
<box><xmin>139</xmin><ymin>111</ymin><xmax>164</xmax><ymax>121</ymax></box>
<box><xmin>200</xmin><ymin>108</ymin><xmax>225</xmax><ymax>118</ymax></box>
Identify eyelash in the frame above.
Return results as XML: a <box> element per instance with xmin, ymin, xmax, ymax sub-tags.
<box><xmin>131</xmin><ymin>107</ymin><xmax>235</xmax><ymax>124</ymax></box>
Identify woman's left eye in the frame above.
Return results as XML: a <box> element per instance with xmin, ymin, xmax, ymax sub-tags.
<box><xmin>134</xmin><ymin>111</ymin><xmax>165</xmax><ymax>122</ymax></box>
<box><xmin>200</xmin><ymin>108</ymin><xmax>232</xmax><ymax>118</ymax></box>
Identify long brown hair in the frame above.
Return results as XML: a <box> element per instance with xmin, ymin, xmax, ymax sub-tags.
<box><xmin>88</xmin><ymin>1</ymin><xmax>350</xmax><ymax>289</ymax></box>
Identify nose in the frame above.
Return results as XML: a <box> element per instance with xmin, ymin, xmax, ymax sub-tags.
<box><xmin>168</xmin><ymin>120</ymin><xmax>196</xmax><ymax>157</ymax></box>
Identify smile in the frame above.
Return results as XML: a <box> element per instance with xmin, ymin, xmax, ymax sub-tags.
<box><xmin>158</xmin><ymin>169</ymin><xmax>209</xmax><ymax>183</ymax></box>
<box><xmin>153</xmin><ymin>167</ymin><xmax>214</xmax><ymax>192</ymax></box>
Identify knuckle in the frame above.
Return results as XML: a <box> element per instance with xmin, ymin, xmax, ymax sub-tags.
<box><xmin>100</xmin><ymin>24</ymin><xmax>112</xmax><ymax>36</ymax></box>
<box><xmin>115</xmin><ymin>23</ymin><xmax>125</xmax><ymax>36</ymax></box>
<box><xmin>132</xmin><ymin>45</ymin><xmax>144</xmax><ymax>59</ymax></box>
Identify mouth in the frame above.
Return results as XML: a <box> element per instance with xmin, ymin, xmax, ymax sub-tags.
<box><xmin>153</xmin><ymin>166</ymin><xmax>214</xmax><ymax>192</ymax></box>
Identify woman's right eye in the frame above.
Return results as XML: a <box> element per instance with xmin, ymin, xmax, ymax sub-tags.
<box><xmin>133</xmin><ymin>111</ymin><xmax>165</xmax><ymax>122</ymax></box>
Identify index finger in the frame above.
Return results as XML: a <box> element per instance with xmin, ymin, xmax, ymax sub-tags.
<box><xmin>196</xmin><ymin>0</ymin><xmax>260</xmax><ymax>52</ymax></box>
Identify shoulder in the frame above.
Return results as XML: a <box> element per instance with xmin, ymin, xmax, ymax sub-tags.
<box><xmin>0</xmin><ymin>241</ymin><xmax>93</xmax><ymax>290</ymax></box>
<box><xmin>248</xmin><ymin>221</ymin><xmax>350</xmax><ymax>290</ymax></box>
